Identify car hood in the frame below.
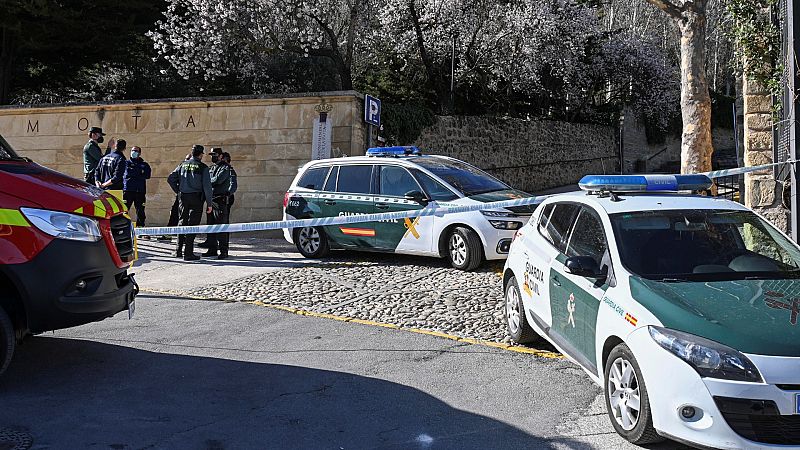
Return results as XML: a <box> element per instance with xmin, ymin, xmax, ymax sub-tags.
<box><xmin>467</xmin><ymin>189</ymin><xmax>535</xmax><ymax>214</ymax></box>
<box><xmin>630</xmin><ymin>276</ymin><xmax>800</xmax><ymax>356</ymax></box>
<box><xmin>0</xmin><ymin>161</ymin><xmax>122</xmax><ymax>219</ymax></box>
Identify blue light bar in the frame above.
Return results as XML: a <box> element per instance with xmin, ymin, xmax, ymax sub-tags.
<box><xmin>366</xmin><ymin>146</ymin><xmax>421</xmax><ymax>157</ymax></box>
<box><xmin>578</xmin><ymin>174</ymin><xmax>713</xmax><ymax>192</ymax></box>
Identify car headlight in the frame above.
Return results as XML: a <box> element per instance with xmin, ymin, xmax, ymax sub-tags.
<box><xmin>21</xmin><ymin>208</ymin><xmax>102</xmax><ymax>242</ymax></box>
<box><xmin>481</xmin><ymin>210</ymin><xmax>523</xmax><ymax>229</ymax></box>
<box><xmin>649</xmin><ymin>326</ymin><xmax>762</xmax><ymax>383</ymax></box>
<box><xmin>481</xmin><ymin>210</ymin><xmax>515</xmax><ymax>217</ymax></box>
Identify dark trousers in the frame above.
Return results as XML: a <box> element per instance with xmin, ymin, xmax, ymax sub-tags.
<box><xmin>176</xmin><ymin>192</ymin><xmax>204</xmax><ymax>256</ymax></box>
<box><xmin>123</xmin><ymin>191</ymin><xmax>146</xmax><ymax>227</ymax></box>
<box><xmin>167</xmin><ymin>195</ymin><xmax>181</xmax><ymax>227</ymax></box>
<box><xmin>84</xmin><ymin>172</ymin><xmax>95</xmax><ymax>185</ymax></box>
<box><xmin>206</xmin><ymin>196</ymin><xmax>231</xmax><ymax>254</ymax></box>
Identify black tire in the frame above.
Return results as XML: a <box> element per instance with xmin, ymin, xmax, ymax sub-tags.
<box><xmin>447</xmin><ymin>227</ymin><xmax>484</xmax><ymax>271</ymax></box>
<box><xmin>504</xmin><ymin>277</ymin><xmax>538</xmax><ymax>344</ymax></box>
<box><xmin>0</xmin><ymin>306</ymin><xmax>15</xmax><ymax>376</ymax></box>
<box><xmin>604</xmin><ymin>343</ymin><xmax>664</xmax><ymax>445</ymax></box>
<box><xmin>294</xmin><ymin>226</ymin><xmax>330</xmax><ymax>258</ymax></box>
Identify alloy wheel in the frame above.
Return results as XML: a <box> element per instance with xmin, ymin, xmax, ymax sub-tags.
<box><xmin>449</xmin><ymin>233</ymin><xmax>467</xmax><ymax>266</ymax></box>
<box><xmin>298</xmin><ymin>227</ymin><xmax>320</xmax><ymax>254</ymax></box>
<box><xmin>506</xmin><ymin>284</ymin><xmax>521</xmax><ymax>334</ymax></box>
<box><xmin>608</xmin><ymin>357</ymin><xmax>641</xmax><ymax>431</ymax></box>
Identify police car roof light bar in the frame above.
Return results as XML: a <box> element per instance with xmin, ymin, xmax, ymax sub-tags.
<box><xmin>578</xmin><ymin>174</ymin><xmax>713</xmax><ymax>193</ymax></box>
<box><xmin>366</xmin><ymin>146</ymin><xmax>421</xmax><ymax>157</ymax></box>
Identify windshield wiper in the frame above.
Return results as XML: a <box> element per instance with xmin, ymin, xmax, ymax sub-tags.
<box><xmin>658</xmin><ymin>277</ymin><xmax>689</xmax><ymax>283</ymax></box>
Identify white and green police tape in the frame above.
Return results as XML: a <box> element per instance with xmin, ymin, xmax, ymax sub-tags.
<box><xmin>134</xmin><ymin>159</ymin><xmax>796</xmax><ymax>237</ymax></box>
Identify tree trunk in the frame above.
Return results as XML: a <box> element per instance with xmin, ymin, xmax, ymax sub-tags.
<box><xmin>0</xmin><ymin>27</ymin><xmax>15</xmax><ymax>105</ymax></box>
<box><xmin>677</xmin><ymin>9</ymin><xmax>713</xmax><ymax>174</ymax></box>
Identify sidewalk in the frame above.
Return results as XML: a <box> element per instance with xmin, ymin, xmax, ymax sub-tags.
<box><xmin>132</xmin><ymin>237</ymin><xmax>307</xmax><ymax>293</ymax></box>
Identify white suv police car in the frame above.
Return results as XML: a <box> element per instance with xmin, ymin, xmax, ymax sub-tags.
<box><xmin>283</xmin><ymin>146</ymin><xmax>532</xmax><ymax>270</ymax></box>
<box><xmin>503</xmin><ymin>174</ymin><xmax>800</xmax><ymax>449</ymax></box>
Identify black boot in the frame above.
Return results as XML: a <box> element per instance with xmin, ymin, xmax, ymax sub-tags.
<box><xmin>175</xmin><ymin>236</ymin><xmax>184</xmax><ymax>258</ymax></box>
<box><xmin>183</xmin><ymin>240</ymin><xmax>198</xmax><ymax>261</ymax></box>
<box><xmin>202</xmin><ymin>249</ymin><xmax>217</xmax><ymax>257</ymax></box>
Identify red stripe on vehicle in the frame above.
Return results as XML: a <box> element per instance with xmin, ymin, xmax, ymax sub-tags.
<box><xmin>340</xmin><ymin>227</ymin><xmax>376</xmax><ymax>237</ymax></box>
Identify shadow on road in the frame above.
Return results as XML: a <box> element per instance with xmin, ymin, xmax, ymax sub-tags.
<box><xmin>0</xmin><ymin>337</ymin><xmax>592</xmax><ymax>449</ymax></box>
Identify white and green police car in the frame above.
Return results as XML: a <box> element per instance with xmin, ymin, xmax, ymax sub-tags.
<box><xmin>503</xmin><ymin>174</ymin><xmax>800</xmax><ymax>449</ymax></box>
<box><xmin>283</xmin><ymin>146</ymin><xmax>533</xmax><ymax>270</ymax></box>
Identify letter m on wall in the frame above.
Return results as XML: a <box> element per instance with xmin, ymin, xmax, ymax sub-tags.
<box><xmin>27</xmin><ymin>119</ymin><xmax>39</xmax><ymax>133</ymax></box>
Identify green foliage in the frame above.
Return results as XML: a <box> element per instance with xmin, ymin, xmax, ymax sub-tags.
<box><xmin>381</xmin><ymin>102</ymin><xmax>436</xmax><ymax>145</ymax></box>
<box><xmin>726</xmin><ymin>0</ymin><xmax>782</xmax><ymax>98</ymax></box>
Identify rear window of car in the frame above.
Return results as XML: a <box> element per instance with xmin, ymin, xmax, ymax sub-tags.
<box><xmin>297</xmin><ymin>166</ymin><xmax>330</xmax><ymax>190</ymax></box>
<box><xmin>337</xmin><ymin>165</ymin><xmax>374</xmax><ymax>194</ymax></box>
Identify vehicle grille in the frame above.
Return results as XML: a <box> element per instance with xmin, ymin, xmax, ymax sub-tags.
<box><xmin>777</xmin><ymin>384</ymin><xmax>800</xmax><ymax>391</ymax></box>
<box><xmin>110</xmin><ymin>214</ymin><xmax>135</xmax><ymax>262</ymax></box>
<box><xmin>714</xmin><ymin>396</ymin><xmax>800</xmax><ymax>445</ymax></box>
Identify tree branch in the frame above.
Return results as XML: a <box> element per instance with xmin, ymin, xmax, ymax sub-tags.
<box><xmin>644</xmin><ymin>0</ymin><xmax>683</xmax><ymax>18</ymax></box>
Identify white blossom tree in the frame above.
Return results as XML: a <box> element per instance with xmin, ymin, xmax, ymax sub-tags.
<box><xmin>149</xmin><ymin>0</ymin><xmax>380</xmax><ymax>90</ymax></box>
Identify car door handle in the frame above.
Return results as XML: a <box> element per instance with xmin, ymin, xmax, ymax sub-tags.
<box><xmin>323</xmin><ymin>199</ymin><xmax>336</xmax><ymax>205</ymax></box>
<box><xmin>375</xmin><ymin>203</ymin><xmax>390</xmax><ymax>210</ymax></box>
<box><xmin>551</xmin><ymin>275</ymin><xmax>561</xmax><ymax>287</ymax></box>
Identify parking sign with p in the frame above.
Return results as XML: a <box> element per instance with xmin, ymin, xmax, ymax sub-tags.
<box><xmin>365</xmin><ymin>95</ymin><xmax>381</xmax><ymax>127</ymax></box>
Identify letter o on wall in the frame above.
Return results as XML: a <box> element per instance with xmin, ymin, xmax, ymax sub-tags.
<box><xmin>77</xmin><ymin>118</ymin><xmax>89</xmax><ymax>131</ymax></box>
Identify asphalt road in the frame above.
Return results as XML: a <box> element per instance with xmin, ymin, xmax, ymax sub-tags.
<box><xmin>0</xmin><ymin>239</ymin><xmax>690</xmax><ymax>449</ymax></box>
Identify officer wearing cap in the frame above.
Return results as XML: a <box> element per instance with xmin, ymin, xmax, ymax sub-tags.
<box><xmin>202</xmin><ymin>149</ymin><xmax>238</xmax><ymax>259</ymax></box>
<box><xmin>83</xmin><ymin>127</ymin><xmax>106</xmax><ymax>184</ymax></box>
<box><xmin>167</xmin><ymin>144</ymin><xmax>213</xmax><ymax>261</ymax></box>
<box><xmin>197</xmin><ymin>147</ymin><xmax>224</xmax><ymax>249</ymax></box>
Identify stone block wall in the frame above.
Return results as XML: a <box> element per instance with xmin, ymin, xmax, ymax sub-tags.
<box><xmin>0</xmin><ymin>92</ymin><xmax>366</xmax><ymax>226</ymax></box>
<box><xmin>414</xmin><ymin>116</ymin><xmax>618</xmax><ymax>193</ymax></box>
<box><xmin>742</xmin><ymin>77</ymin><xmax>790</xmax><ymax>232</ymax></box>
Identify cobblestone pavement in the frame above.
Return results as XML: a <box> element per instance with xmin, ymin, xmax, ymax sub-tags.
<box><xmin>187</xmin><ymin>247</ymin><xmax>517</xmax><ymax>344</ymax></box>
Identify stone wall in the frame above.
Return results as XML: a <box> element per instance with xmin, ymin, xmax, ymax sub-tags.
<box><xmin>0</xmin><ymin>92</ymin><xmax>367</xmax><ymax>226</ymax></box>
<box><xmin>414</xmin><ymin>116</ymin><xmax>618</xmax><ymax>193</ymax></box>
<box><xmin>742</xmin><ymin>77</ymin><xmax>790</xmax><ymax>232</ymax></box>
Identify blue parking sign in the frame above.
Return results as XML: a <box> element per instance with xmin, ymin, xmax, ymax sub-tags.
<box><xmin>365</xmin><ymin>95</ymin><xmax>381</xmax><ymax>127</ymax></box>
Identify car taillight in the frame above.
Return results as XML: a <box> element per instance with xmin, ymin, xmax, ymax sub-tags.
<box><xmin>283</xmin><ymin>192</ymin><xmax>290</xmax><ymax>208</ymax></box>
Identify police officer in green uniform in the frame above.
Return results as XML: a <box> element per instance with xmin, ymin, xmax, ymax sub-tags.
<box><xmin>197</xmin><ymin>147</ymin><xmax>224</xmax><ymax>249</ymax></box>
<box><xmin>167</xmin><ymin>145</ymin><xmax>213</xmax><ymax>261</ymax></box>
<box><xmin>83</xmin><ymin>127</ymin><xmax>106</xmax><ymax>184</ymax></box>
<box><xmin>202</xmin><ymin>150</ymin><xmax>238</xmax><ymax>260</ymax></box>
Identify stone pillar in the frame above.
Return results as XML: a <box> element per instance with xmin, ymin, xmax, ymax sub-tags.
<box><xmin>743</xmin><ymin>76</ymin><xmax>790</xmax><ymax>231</ymax></box>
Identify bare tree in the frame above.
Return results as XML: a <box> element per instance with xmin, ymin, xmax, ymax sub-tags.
<box><xmin>645</xmin><ymin>0</ymin><xmax>713</xmax><ymax>174</ymax></box>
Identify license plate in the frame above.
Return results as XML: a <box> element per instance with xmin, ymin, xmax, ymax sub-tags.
<box><xmin>796</xmin><ymin>394</ymin><xmax>800</xmax><ymax>414</ymax></box>
<box><xmin>127</xmin><ymin>298</ymin><xmax>135</xmax><ymax>319</ymax></box>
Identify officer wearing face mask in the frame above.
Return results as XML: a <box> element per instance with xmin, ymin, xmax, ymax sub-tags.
<box><xmin>198</xmin><ymin>147</ymin><xmax>224</xmax><ymax>250</ymax></box>
<box><xmin>123</xmin><ymin>146</ymin><xmax>152</xmax><ymax>232</ymax></box>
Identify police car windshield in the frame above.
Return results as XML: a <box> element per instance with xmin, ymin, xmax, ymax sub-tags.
<box><xmin>411</xmin><ymin>157</ymin><xmax>508</xmax><ymax>196</ymax></box>
<box><xmin>0</xmin><ymin>135</ymin><xmax>23</xmax><ymax>161</ymax></box>
<box><xmin>610</xmin><ymin>209</ymin><xmax>800</xmax><ymax>281</ymax></box>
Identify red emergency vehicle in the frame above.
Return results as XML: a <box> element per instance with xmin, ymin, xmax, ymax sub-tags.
<box><xmin>0</xmin><ymin>133</ymin><xmax>138</xmax><ymax>375</ymax></box>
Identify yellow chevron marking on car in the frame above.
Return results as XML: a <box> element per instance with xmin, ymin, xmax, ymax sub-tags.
<box><xmin>403</xmin><ymin>217</ymin><xmax>421</xmax><ymax>239</ymax></box>
<box><xmin>107</xmin><ymin>196</ymin><xmax>120</xmax><ymax>214</ymax></box>
<box><xmin>93</xmin><ymin>199</ymin><xmax>107</xmax><ymax>218</ymax></box>
<box><xmin>0</xmin><ymin>208</ymin><xmax>29</xmax><ymax>227</ymax></box>
<box><xmin>74</xmin><ymin>207</ymin><xmax>84</xmax><ymax>214</ymax></box>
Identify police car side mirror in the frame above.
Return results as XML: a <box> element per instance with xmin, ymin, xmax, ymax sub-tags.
<box><xmin>405</xmin><ymin>190</ymin><xmax>429</xmax><ymax>205</ymax></box>
<box><xmin>565</xmin><ymin>256</ymin><xmax>606</xmax><ymax>280</ymax></box>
